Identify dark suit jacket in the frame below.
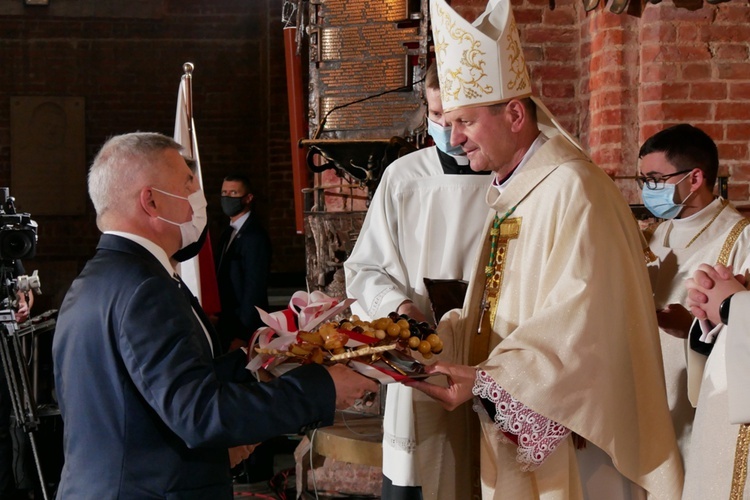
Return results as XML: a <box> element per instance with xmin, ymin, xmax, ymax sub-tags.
<box><xmin>53</xmin><ymin>234</ymin><xmax>334</xmax><ymax>499</ymax></box>
<box><xmin>215</xmin><ymin>213</ymin><xmax>272</xmax><ymax>351</ymax></box>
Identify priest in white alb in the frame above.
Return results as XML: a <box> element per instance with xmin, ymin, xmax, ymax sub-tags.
<box><xmin>638</xmin><ymin>123</ymin><xmax>750</xmax><ymax>468</ymax></box>
<box><xmin>344</xmin><ymin>63</ymin><xmax>492</xmax><ymax>497</ymax></box>
<box><xmin>405</xmin><ymin>0</ymin><xmax>685</xmax><ymax>498</ymax></box>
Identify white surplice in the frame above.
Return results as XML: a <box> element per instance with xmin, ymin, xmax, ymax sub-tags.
<box><xmin>344</xmin><ymin>145</ymin><xmax>492</xmax><ymax>495</ymax></box>
<box><xmin>646</xmin><ymin>197</ymin><xmax>750</xmax><ymax>465</ymax></box>
<box><xmin>345</xmin><ymin>146</ymin><xmax>492</xmax><ymax>323</ymax></box>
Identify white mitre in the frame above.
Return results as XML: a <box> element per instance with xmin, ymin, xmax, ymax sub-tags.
<box><xmin>430</xmin><ymin>0</ymin><xmax>583</xmax><ymax>151</ymax></box>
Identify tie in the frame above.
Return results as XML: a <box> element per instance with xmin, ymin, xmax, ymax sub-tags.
<box><xmin>173</xmin><ymin>273</ymin><xmax>222</xmax><ymax>356</ymax></box>
<box><xmin>217</xmin><ymin>227</ymin><xmax>234</xmax><ymax>270</ymax></box>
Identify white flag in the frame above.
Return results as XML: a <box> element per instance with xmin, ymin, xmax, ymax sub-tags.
<box><xmin>174</xmin><ymin>76</ymin><xmax>203</xmax><ymax>302</ymax></box>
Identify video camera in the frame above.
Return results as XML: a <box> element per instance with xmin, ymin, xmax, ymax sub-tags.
<box><xmin>0</xmin><ymin>187</ymin><xmax>37</xmax><ymax>261</ymax></box>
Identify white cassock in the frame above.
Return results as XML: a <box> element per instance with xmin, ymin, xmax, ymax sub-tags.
<box><xmin>427</xmin><ymin>134</ymin><xmax>684</xmax><ymax>499</ymax></box>
<box><xmin>345</xmin><ymin>145</ymin><xmax>492</xmax><ymax>323</ymax></box>
<box><xmin>646</xmin><ymin>197</ymin><xmax>750</xmax><ymax>465</ymax></box>
<box><xmin>344</xmin><ymin>145</ymin><xmax>492</xmax><ymax>495</ymax></box>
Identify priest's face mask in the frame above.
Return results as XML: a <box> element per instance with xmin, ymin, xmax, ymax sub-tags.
<box><xmin>425</xmin><ymin>87</ymin><xmax>464</xmax><ymax>156</ymax></box>
<box><xmin>638</xmin><ymin>151</ymin><xmax>697</xmax><ymax>219</ymax></box>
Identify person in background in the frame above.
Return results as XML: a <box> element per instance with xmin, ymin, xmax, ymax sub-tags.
<box><xmin>638</xmin><ymin>123</ymin><xmax>750</xmax><ymax>467</ymax></box>
<box><xmin>344</xmin><ymin>61</ymin><xmax>492</xmax><ymax>497</ymax></box>
<box><xmin>684</xmin><ymin>257</ymin><xmax>750</xmax><ymax>497</ymax></box>
<box><xmin>405</xmin><ymin>0</ymin><xmax>684</xmax><ymax>498</ymax></box>
<box><xmin>215</xmin><ymin>173</ymin><xmax>271</xmax><ymax>354</ymax></box>
<box><xmin>0</xmin><ymin>262</ymin><xmax>33</xmax><ymax>500</ymax></box>
<box><xmin>52</xmin><ymin>132</ymin><xmax>378</xmax><ymax>499</ymax></box>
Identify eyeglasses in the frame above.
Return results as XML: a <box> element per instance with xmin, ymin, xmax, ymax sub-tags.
<box><xmin>635</xmin><ymin>169</ymin><xmax>692</xmax><ymax>190</ymax></box>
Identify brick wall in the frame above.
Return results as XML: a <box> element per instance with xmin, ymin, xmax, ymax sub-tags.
<box><xmin>3</xmin><ymin>0</ymin><xmax>750</xmax><ymax>310</ymax></box>
<box><xmin>0</xmin><ymin>0</ymin><xmax>305</xmax><ymax>311</ymax></box>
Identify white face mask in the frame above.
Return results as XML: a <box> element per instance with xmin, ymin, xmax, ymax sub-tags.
<box><xmin>151</xmin><ymin>187</ymin><xmax>208</xmax><ymax>249</ymax></box>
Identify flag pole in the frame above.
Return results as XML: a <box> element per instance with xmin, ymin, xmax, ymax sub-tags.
<box><xmin>182</xmin><ymin>62</ymin><xmax>195</xmax><ymax>159</ymax></box>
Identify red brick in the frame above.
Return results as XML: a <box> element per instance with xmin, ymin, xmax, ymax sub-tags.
<box><xmin>715</xmin><ymin>44</ymin><xmax>749</xmax><ymax>62</ymax></box>
<box><xmin>593</xmin><ymin>28</ymin><xmax>626</xmax><ymax>52</ymax></box>
<box><xmin>524</xmin><ymin>26</ymin><xmax>577</xmax><ymax>44</ymax></box>
<box><xmin>716</xmin><ymin>102</ymin><xmax>750</xmax><ymax>121</ymax></box>
<box><xmin>682</xmin><ymin>63</ymin><xmax>713</xmax><ymax>81</ymax></box>
<box><xmin>717</xmin><ymin>63</ymin><xmax>750</xmax><ymax>81</ymax></box>
<box><xmin>729</xmin><ymin>83</ymin><xmax>750</xmax><ymax>100</ymax></box>
<box><xmin>643</xmin><ymin>44</ymin><xmax>710</xmax><ymax>64</ymax></box>
<box><xmin>640</xmin><ymin>124</ymin><xmax>667</xmax><ymax>143</ymax></box>
<box><xmin>543</xmin><ymin>7</ymin><xmax>577</xmax><ymax>25</ymax></box>
<box><xmin>728</xmin><ymin>183</ymin><xmax>749</xmax><ymax>202</ymax></box>
<box><xmin>591</xmin><ymin>108</ymin><xmax>623</xmax><ymax>128</ymax></box>
<box><xmin>677</xmin><ymin>23</ymin><xmax>709</xmax><ymax>44</ymax></box>
<box><xmin>641</xmin><ymin>62</ymin><xmax>679</xmax><ymax>83</ymax></box>
<box><xmin>640</xmin><ymin>82</ymin><xmax>690</xmax><ymax>102</ymax></box>
<box><xmin>715</xmin><ymin>4</ymin><xmax>750</xmax><ymax>24</ymax></box>
<box><xmin>545</xmin><ymin>45</ymin><xmax>579</xmax><ymax>62</ymax></box>
<box><xmin>640</xmin><ymin>102</ymin><xmax>712</xmax><ymax>122</ymax></box>
<box><xmin>689</xmin><ymin>82</ymin><xmax>728</xmax><ymax>101</ymax></box>
<box><xmin>718</xmin><ymin>143</ymin><xmax>749</xmax><ymax>162</ymax></box>
<box><xmin>593</xmin><ymin>49</ymin><xmax>624</xmax><ymax>70</ymax></box>
<box><xmin>591</xmin><ymin>89</ymin><xmax>628</xmax><ymax>109</ymax></box>
<box><xmin>542</xmin><ymin>82</ymin><xmax>576</xmax><ymax>99</ymax></box>
<box><xmin>515</xmin><ymin>8</ymin><xmax>544</xmax><ymax>24</ymax></box>
<box><xmin>727</xmin><ymin>124</ymin><xmax>750</xmax><ymax>142</ymax></box>
<box><xmin>590</xmin><ymin>69</ymin><xmax>624</xmax><ymax>90</ymax></box>
<box><xmin>708</xmin><ymin>24</ymin><xmax>750</xmax><ymax>44</ymax></box>
<box><xmin>650</xmin><ymin>4</ymin><xmax>713</xmax><ymax>22</ymax></box>
<box><xmin>730</xmin><ymin>164</ymin><xmax>750</xmax><ymax>182</ymax></box>
<box><xmin>532</xmin><ymin>64</ymin><xmax>580</xmax><ymax>82</ymax></box>
<box><xmin>639</xmin><ymin>21</ymin><xmax>677</xmax><ymax>44</ymax></box>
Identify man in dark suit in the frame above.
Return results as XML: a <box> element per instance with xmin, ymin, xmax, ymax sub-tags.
<box><xmin>52</xmin><ymin>132</ymin><xmax>378</xmax><ymax>499</ymax></box>
<box><xmin>215</xmin><ymin>174</ymin><xmax>271</xmax><ymax>353</ymax></box>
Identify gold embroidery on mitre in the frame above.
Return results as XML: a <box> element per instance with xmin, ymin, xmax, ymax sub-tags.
<box><xmin>505</xmin><ymin>18</ymin><xmax>529</xmax><ymax>92</ymax></box>
<box><xmin>434</xmin><ymin>2</ymin><xmax>494</xmax><ymax>106</ymax></box>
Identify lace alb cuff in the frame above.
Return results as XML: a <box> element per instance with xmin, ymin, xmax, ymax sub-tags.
<box><xmin>472</xmin><ymin>369</ymin><xmax>571</xmax><ymax>471</ymax></box>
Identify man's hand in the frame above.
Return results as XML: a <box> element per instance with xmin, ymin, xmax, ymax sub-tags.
<box><xmin>228</xmin><ymin>444</ymin><xmax>258</xmax><ymax>468</ymax></box>
<box><xmin>396</xmin><ymin>301</ymin><xmax>429</xmax><ymax>324</ymax></box>
<box><xmin>685</xmin><ymin>264</ymin><xmax>746</xmax><ymax>325</ymax></box>
<box><xmin>656</xmin><ymin>303</ymin><xmax>693</xmax><ymax>339</ymax></box>
<box><xmin>15</xmin><ymin>292</ymin><xmax>30</xmax><ymax>323</ymax></box>
<box><xmin>326</xmin><ymin>364</ymin><xmax>380</xmax><ymax>410</ymax></box>
<box><xmin>403</xmin><ymin>361</ymin><xmax>476</xmax><ymax>411</ymax></box>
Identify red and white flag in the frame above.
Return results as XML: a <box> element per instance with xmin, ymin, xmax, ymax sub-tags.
<box><xmin>174</xmin><ymin>73</ymin><xmax>221</xmax><ymax>316</ymax></box>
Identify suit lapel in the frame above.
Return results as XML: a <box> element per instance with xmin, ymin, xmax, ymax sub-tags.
<box><xmin>99</xmin><ymin>234</ymin><xmax>222</xmax><ymax>357</ymax></box>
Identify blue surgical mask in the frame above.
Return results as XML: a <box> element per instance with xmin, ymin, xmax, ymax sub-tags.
<box><xmin>641</xmin><ymin>172</ymin><xmax>693</xmax><ymax>219</ymax></box>
<box><xmin>427</xmin><ymin>118</ymin><xmax>464</xmax><ymax>156</ymax></box>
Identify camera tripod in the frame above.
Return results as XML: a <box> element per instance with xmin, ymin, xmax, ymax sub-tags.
<box><xmin>0</xmin><ymin>308</ymin><xmax>50</xmax><ymax>500</ymax></box>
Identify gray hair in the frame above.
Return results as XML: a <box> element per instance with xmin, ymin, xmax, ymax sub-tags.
<box><xmin>88</xmin><ymin>132</ymin><xmax>183</xmax><ymax>229</ymax></box>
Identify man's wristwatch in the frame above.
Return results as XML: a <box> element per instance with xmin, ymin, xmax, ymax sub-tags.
<box><xmin>719</xmin><ymin>293</ymin><xmax>735</xmax><ymax>326</ymax></box>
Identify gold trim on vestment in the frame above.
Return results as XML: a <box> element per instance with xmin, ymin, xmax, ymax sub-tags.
<box><xmin>724</xmin><ymin>217</ymin><xmax>750</xmax><ymax>495</ymax></box>
<box><xmin>717</xmin><ymin>217</ymin><xmax>750</xmax><ymax>266</ymax></box>
<box><xmin>730</xmin><ymin>423</ymin><xmax>750</xmax><ymax>500</ymax></box>
<box><xmin>471</xmin><ymin>217</ymin><xmax>521</xmax><ymax>367</ymax></box>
